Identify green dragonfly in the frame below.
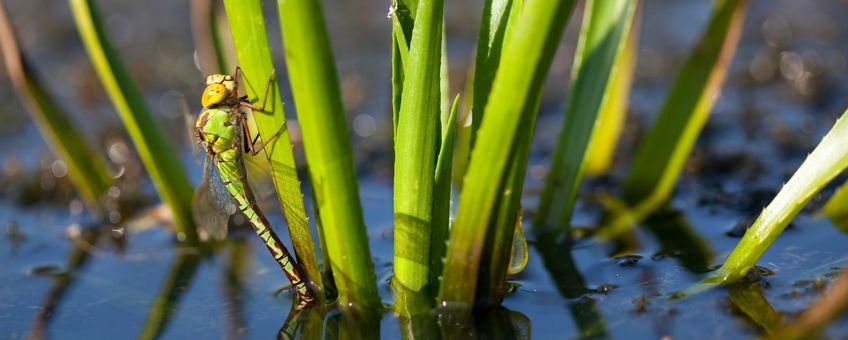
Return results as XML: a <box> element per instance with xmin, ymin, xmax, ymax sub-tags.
<box><xmin>192</xmin><ymin>67</ymin><xmax>314</xmax><ymax>308</ymax></box>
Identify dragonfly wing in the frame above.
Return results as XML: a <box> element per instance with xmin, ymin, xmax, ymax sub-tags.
<box><xmin>192</xmin><ymin>156</ymin><xmax>236</xmax><ymax>241</ymax></box>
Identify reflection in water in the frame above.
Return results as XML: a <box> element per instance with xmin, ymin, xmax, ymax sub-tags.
<box><xmin>321</xmin><ymin>308</ymin><xmax>381</xmax><ymax>340</ymax></box>
<box><xmin>727</xmin><ymin>281</ymin><xmax>783</xmax><ymax>335</ymax></box>
<box><xmin>534</xmin><ymin>232</ymin><xmax>609</xmax><ymax>339</ymax></box>
<box><xmin>221</xmin><ymin>238</ymin><xmax>249</xmax><ymax>340</ymax></box>
<box><xmin>277</xmin><ymin>305</ymin><xmax>303</xmax><ymax>340</ymax></box>
<box><xmin>28</xmin><ymin>225</ymin><xmax>101</xmax><ymax>339</ymax></box>
<box><xmin>643</xmin><ymin>207</ymin><xmax>713</xmax><ymax>274</ymax></box>
<box><xmin>395</xmin><ymin>305</ymin><xmax>531</xmax><ymax>340</ymax></box>
<box><xmin>138</xmin><ymin>249</ymin><xmax>202</xmax><ymax>340</ymax></box>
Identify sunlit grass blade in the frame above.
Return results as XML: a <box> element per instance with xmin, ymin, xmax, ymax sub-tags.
<box><xmin>189</xmin><ymin>0</ymin><xmax>230</xmax><ymax>75</ymax></box>
<box><xmin>439</xmin><ymin>0</ymin><xmax>577</xmax><ymax>305</ymax></box>
<box><xmin>477</xmin><ymin>112</ymin><xmax>535</xmax><ymax>304</ymax></box>
<box><xmin>429</xmin><ymin>94</ymin><xmax>459</xmax><ymax>299</ymax></box>
<box><xmin>0</xmin><ymin>3</ymin><xmax>111</xmax><ymax>210</ymax></box>
<box><xmin>277</xmin><ymin>0</ymin><xmax>378</xmax><ymax>311</ymax></box>
<box><xmin>820</xmin><ymin>180</ymin><xmax>848</xmax><ymax>223</ymax></box>
<box><xmin>469</xmin><ymin>0</ymin><xmax>521</xmax><ymax>149</ymax></box>
<box><xmin>475</xmin><ymin>0</ymin><xmax>533</xmax><ymax>296</ymax></box>
<box><xmin>452</xmin><ymin>0</ymin><xmax>521</xmax><ymax>189</ymax></box>
<box><xmin>221</xmin><ymin>0</ymin><xmax>322</xmax><ymax>301</ymax></box>
<box><xmin>534</xmin><ymin>0</ymin><xmax>637</xmax><ymax>234</ymax></box>
<box><xmin>68</xmin><ymin>0</ymin><xmax>196</xmax><ymax>243</ymax></box>
<box><xmin>712</xmin><ymin>109</ymin><xmax>848</xmax><ymax>284</ymax></box>
<box><xmin>393</xmin><ymin>0</ymin><xmax>444</xmax><ymax>312</ymax></box>
<box><xmin>391</xmin><ymin>0</ymin><xmax>417</xmax><ymax>137</ymax></box>
<box><xmin>622</xmin><ymin>0</ymin><xmax>747</xmax><ymax>208</ymax></box>
<box><xmin>584</xmin><ymin>4</ymin><xmax>641</xmax><ymax>176</ymax></box>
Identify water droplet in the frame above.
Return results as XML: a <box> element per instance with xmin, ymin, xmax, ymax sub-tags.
<box><xmin>108</xmin><ymin>186</ymin><xmax>121</xmax><ymax>198</ymax></box>
<box><xmin>108</xmin><ymin>211</ymin><xmax>122</xmax><ymax>224</ymax></box>
<box><xmin>50</xmin><ymin>160</ymin><xmax>68</xmax><ymax>178</ymax></box>
<box><xmin>111</xmin><ymin>226</ymin><xmax>125</xmax><ymax>238</ymax></box>
<box><xmin>69</xmin><ymin>199</ymin><xmax>85</xmax><ymax>215</ymax></box>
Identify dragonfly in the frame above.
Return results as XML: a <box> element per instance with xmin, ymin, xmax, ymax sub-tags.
<box><xmin>192</xmin><ymin>67</ymin><xmax>314</xmax><ymax>308</ymax></box>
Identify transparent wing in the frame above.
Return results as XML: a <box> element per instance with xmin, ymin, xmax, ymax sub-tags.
<box><xmin>243</xmin><ymin>150</ymin><xmax>276</xmax><ymax>203</ymax></box>
<box><xmin>192</xmin><ymin>155</ymin><xmax>237</xmax><ymax>241</ymax></box>
<box><xmin>242</xmin><ymin>108</ymin><xmax>278</xmax><ymax>203</ymax></box>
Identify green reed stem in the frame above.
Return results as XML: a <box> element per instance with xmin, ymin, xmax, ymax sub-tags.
<box><xmin>439</xmin><ymin>0</ymin><xmax>576</xmax><ymax>305</ymax></box>
<box><xmin>0</xmin><ymin>3</ymin><xmax>111</xmax><ymax>210</ymax></box>
<box><xmin>622</xmin><ymin>0</ymin><xmax>747</xmax><ymax>208</ymax></box>
<box><xmin>535</xmin><ymin>0</ymin><xmax>637</xmax><ymax>234</ymax></box>
<box><xmin>714</xmin><ymin>109</ymin><xmax>848</xmax><ymax>283</ymax></box>
<box><xmin>392</xmin><ymin>0</ymin><xmax>445</xmax><ymax>313</ymax></box>
<box><xmin>68</xmin><ymin>0</ymin><xmax>196</xmax><ymax>243</ymax></box>
<box><xmin>277</xmin><ymin>0</ymin><xmax>378</xmax><ymax>311</ymax></box>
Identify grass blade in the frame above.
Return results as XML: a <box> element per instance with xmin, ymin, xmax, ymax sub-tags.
<box><xmin>277</xmin><ymin>0</ymin><xmax>378</xmax><ymax>310</ymax></box>
<box><xmin>713</xmin><ymin>109</ymin><xmax>848</xmax><ymax>283</ymax></box>
<box><xmin>221</xmin><ymin>0</ymin><xmax>322</xmax><ymax>300</ymax></box>
<box><xmin>584</xmin><ymin>4</ymin><xmax>641</xmax><ymax>176</ymax></box>
<box><xmin>534</xmin><ymin>0</ymin><xmax>638</xmax><ymax>234</ymax></box>
<box><xmin>429</xmin><ymin>94</ymin><xmax>459</xmax><ymax>299</ymax></box>
<box><xmin>469</xmin><ymin>0</ymin><xmax>521</xmax><ymax>149</ymax></box>
<box><xmin>622</xmin><ymin>0</ymin><xmax>747</xmax><ymax>207</ymax></box>
<box><xmin>393</xmin><ymin>0</ymin><xmax>444</xmax><ymax>312</ymax></box>
<box><xmin>0</xmin><ymin>3</ymin><xmax>111</xmax><ymax>210</ymax></box>
<box><xmin>439</xmin><ymin>0</ymin><xmax>577</xmax><ymax>305</ymax></box>
<box><xmin>68</xmin><ymin>0</ymin><xmax>196</xmax><ymax>243</ymax></box>
<box><xmin>477</xmin><ymin>106</ymin><xmax>536</xmax><ymax>304</ymax></box>
<box><xmin>391</xmin><ymin>0</ymin><xmax>417</xmax><ymax>137</ymax></box>
<box><xmin>820</xmin><ymin>180</ymin><xmax>848</xmax><ymax>223</ymax></box>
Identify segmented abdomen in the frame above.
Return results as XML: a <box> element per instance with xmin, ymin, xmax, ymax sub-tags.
<box><xmin>215</xmin><ymin>155</ymin><xmax>313</xmax><ymax>306</ymax></box>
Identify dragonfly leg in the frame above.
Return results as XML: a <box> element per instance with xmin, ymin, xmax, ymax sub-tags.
<box><xmin>232</xmin><ymin>66</ymin><xmax>243</xmax><ymax>101</ymax></box>
<box><xmin>238</xmin><ymin>69</ymin><xmax>275</xmax><ymax>113</ymax></box>
<box><xmin>240</xmin><ymin>114</ymin><xmax>287</xmax><ymax>156</ymax></box>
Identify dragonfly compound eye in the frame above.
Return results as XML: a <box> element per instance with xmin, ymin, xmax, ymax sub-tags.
<box><xmin>201</xmin><ymin>83</ymin><xmax>228</xmax><ymax>107</ymax></box>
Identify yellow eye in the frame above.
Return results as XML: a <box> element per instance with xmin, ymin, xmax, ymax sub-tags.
<box><xmin>201</xmin><ymin>84</ymin><xmax>228</xmax><ymax>107</ymax></box>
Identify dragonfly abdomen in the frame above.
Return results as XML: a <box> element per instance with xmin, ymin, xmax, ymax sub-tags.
<box><xmin>215</xmin><ymin>159</ymin><xmax>314</xmax><ymax>306</ymax></box>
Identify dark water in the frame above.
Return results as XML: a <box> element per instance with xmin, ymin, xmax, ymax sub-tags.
<box><xmin>3</xmin><ymin>0</ymin><xmax>848</xmax><ymax>339</ymax></box>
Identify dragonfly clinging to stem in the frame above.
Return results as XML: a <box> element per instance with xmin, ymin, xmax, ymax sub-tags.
<box><xmin>192</xmin><ymin>67</ymin><xmax>314</xmax><ymax>308</ymax></box>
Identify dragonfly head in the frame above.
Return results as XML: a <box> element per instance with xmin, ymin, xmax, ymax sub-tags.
<box><xmin>202</xmin><ymin>83</ymin><xmax>228</xmax><ymax>107</ymax></box>
<box><xmin>202</xmin><ymin>74</ymin><xmax>237</xmax><ymax>107</ymax></box>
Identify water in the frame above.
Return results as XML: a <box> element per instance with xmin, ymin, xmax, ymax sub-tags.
<box><xmin>2</xmin><ymin>174</ymin><xmax>848</xmax><ymax>338</ymax></box>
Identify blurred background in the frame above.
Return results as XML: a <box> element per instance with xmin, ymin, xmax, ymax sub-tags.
<box><xmin>1</xmin><ymin>0</ymin><xmax>846</xmax><ymax>185</ymax></box>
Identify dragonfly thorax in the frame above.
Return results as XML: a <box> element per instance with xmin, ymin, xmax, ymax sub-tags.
<box><xmin>196</xmin><ymin>108</ymin><xmax>239</xmax><ymax>155</ymax></box>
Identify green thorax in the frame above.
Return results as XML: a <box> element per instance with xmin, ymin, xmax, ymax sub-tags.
<box><xmin>196</xmin><ymin>107</ymin><xmax>241</xmax><ymax>158</ymax></box>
